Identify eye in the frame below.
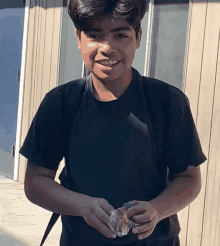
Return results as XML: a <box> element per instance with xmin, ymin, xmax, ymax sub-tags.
<box><xmin>88</xmin><ymin>33</ymin><xmax>128</xmax><ymax>40</ymax></box>
<box><xmin>116</xmin><ymin>34</ymin><xmax>128</xmax><ymax>39</ymax></box>
<box><xmin>88</xmin><ymin>34</ymin><xmax>101</xmax><ymax>39</ymax></box>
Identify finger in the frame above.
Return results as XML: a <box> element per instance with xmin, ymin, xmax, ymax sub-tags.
<box><xmin>132</xmin><ymin>217</ymin><xmax>156</xmax><ymax>234</ymax></box>
<box><xmin>128</xmin><ymin>200</ymin><xmax>139</xmax><ymax>206</ymax></box>
<box><xmin>126</xmin><ymin>201</ymin><xmax>148</xmax><ymax>218</ymax></box>
<box><xmin>96</xmin><ymin>204</ymin><xmax>118</xmax><ymax>234</ymax></box>
<box><xmin>89</xmin><ymin>200</ymin><xmax>116</xmax><ymax>236</ymax></box>
<box><xmin>132</xmin><ymin>213</ymin><xmax>151</xmax><ymax>224</ymax></box>
<box><xmin>99</xmin><ymin>198</ymin><xmax>115</xmax><ymax>216</ymax></box>
<box><xmin>126</xmin><ymin>201</ymin><xmax>139</xmax><ymax>210</ymax></box>
<box><xmin>126</xmin><ymin>206</ymin><xmax>137</xmax><ymax>219</ymax></box>
<box><xmin>138</xmin><ymin>227</ymin><xmax>155</xmax><ymax>240</ymax></box>
<box><xmin>133</xmin><ymin>211</ymin><xmax>157</xmax><ymax>225</ymax></box>
<box><xmin>88</xmin><ymin>214</ymin><xmax>117</xmax><ymax>239</ymax></box>
<box><xmin>123</xmin><ymin>202</ymin><xmax>135</xmax><ymax>209</ymax></box>
<box><xmin>96</xmin><ymin>203</ymin><xmax>114</xmax><ymax>225</ymax></box>
<box><xmin>127</xmin><ymin>208</ymin><xmax>145</xmax><ymax>221</ymax></box>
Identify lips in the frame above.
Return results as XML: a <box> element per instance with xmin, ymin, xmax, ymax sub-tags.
<box><xmin>97</xmin><ymin>59</ymin><xmax>121</xmax><ymax>62</ymax></box>
<box><xmin>98</xmin><ymin>60</ymin><xmax>119</xmax><ymax>65</ymax></box>
<box><xmin>96</xmin><ymin>60</ymin><xmax>121</xmax><ymax>67</ymax></box>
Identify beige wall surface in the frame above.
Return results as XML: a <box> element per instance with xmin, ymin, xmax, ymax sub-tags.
<box><xmin>180</xmin><ymin>0</ymin><xmax>220</xmax><ymax>246</ymax></box>
<box><xmin>18</xmin><ymin>0</ymin><xmax>63</xmax><ymax>183</ymax></box>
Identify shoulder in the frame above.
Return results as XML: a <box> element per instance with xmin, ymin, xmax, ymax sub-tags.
<box><xmin>141</xmin><ymin>76</ymin><xmax>190</xmax><ymax>110</ymax></box>
<box><xmin>45</xmin><ymin>77</ymin><xmax>86</xmax><ymax>98</ymax></box>
<box><xmin>34</xmin><ymin>78</ymin><xmax>86</xmax><ymax>119</ymax></box>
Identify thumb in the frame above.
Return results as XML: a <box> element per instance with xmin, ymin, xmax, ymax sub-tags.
<box><xmin>126</xmin><ymin>200</ymin><xmax>139</xmax><ymax>207</ymax></box>
<box><xmin>126</xmin><ymin>201</ymin><xmax>140</xmax><ymax>218</ymax></box>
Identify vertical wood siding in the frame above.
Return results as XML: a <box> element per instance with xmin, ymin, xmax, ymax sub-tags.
<box><xmin>180</xmin><ymin>1</ymin><xmax>208</xmax><ymax>245</ymax></box>
<box><xmin>18</xmin><ymin>0</ymin><xmax>37</xmax><ymax>183</ymax></box>
<box><xmin>180</xmin><ymin>0</ymin><xmax>220</xmax><ymax>245</ymax></box>
<box><xmin>212</xmin><ymin>27</ymin><xmax>220</xmax><ymax>246</ymax></box>
<box><xmin>18</xmin><ymin>0</ymin><xmax>63</xmax><ymax>183</ymax></box>
<box><xmin>200</xmin><ymin>1</ymin><xmax>220</xmax><ymax>244</ymax></box>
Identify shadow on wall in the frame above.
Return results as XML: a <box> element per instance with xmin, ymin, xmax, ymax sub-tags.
<box><xmin>0</xmin><ymin>227</ymin><xmax>30</xmax><ymax>246</ymax></box>
<box><xmin>0</xmin><ymin>148</ymin><xmax>14</xmax><ymax>179</ymax></box>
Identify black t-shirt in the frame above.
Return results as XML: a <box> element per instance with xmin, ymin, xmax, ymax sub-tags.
<box><xmin>19</xmin><ymin>67</ymin><xmax>207</xmax><ymax>246</ymax></box>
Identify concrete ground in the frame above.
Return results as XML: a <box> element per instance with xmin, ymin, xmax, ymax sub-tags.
<box><xmin>0</xmin><ymin>175</ymin><xmax>62</xmax><ymax>246</ymax></box>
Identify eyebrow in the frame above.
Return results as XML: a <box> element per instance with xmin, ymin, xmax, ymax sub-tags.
<box><xmin>87</xmin><ymin>26</ymin><xmax>132</xmax><ymax>33</ymax></box>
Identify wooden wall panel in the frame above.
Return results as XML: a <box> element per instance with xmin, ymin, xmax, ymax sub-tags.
<box><xmin>195</xmin><ymin>0</ymin><xmax>220</xmax><ymax>156</ymax></box>
<box><xmin>18</xmin><ymin>0</ymin><xmax>37</xmax><ymax>183</ymax></box>
<box><xmin>201</xmin><ymin>2</ymin><xmax>220</xmax><ymax>245</ymax></box>
<box><xmin>184</xmin><ymin>0</ymin><xmax>207</xmax><ymax>120</ymax></box>
<box><xmin>35</xmin><ymin>0</ymin><xmax>47</xmax><ymax>113</ymax></box>
<box><xmin>50</xmin><ymin>0</ymin><xmax>63</xmax><ymax>89</ymax></box>
<box><xmin>178</xmin><ymin>1</ymin><xmax>208</xmax><ymax>246</ymax></box>
<box><xmin>41</xmin><ymin>0</ymin><xmax>55</xmax><ymax>99</ymax></box>
<box><xmin>213</xmin><ymin>30</ymin><xmax>220</xmax><ymax>246</ymax></box>
<box><xmin>182</xmin><ymin>0</ymin><xmax>220</xmax><ymax>246</ymax></box>
<box><xmin>31</xmin><ymin>0</ymin><xmax>41</xmax><ymax>136</ymax></box>
<box><xmin>52</xmin><ymin>0</ymin><xmax>65</xmax><ymax>183</ymax></box>
<box><xmin>18</xmin><ymin>0</ymin><xmax>63</xmax><ymax>183</ymax></box>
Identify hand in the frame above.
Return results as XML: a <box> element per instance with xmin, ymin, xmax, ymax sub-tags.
<box><xmin>108</xmin><ymin>206</ymin><xmax>138</xmax><ymax>237</ymax></box>
<box><xmin>78</xmin><ymin>195</ymin><xmax>117</xmax><ymax>239</ymax></box>
<box><xmin>125</xmin><ymin>200</ymin><xmax>161</xmax><ymax>240</ymax></box>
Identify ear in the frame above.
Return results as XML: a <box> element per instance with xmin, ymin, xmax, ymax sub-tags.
<box><xmin>136</xmin><ymin>27</ymin><xmax>142</xmax><ymax>49</ymax></box>
<box><xmin>75</xmin><ymin>29</ymin><xmax>81</xmax><ymax>51</ymax></box>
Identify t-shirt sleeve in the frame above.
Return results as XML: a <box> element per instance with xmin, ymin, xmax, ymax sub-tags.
<box><xmin>166</xmin><ymin>87</ymin><xmax>207</xmax><ymax>181</ymax></box>
<box><xmin>19</xmin><ymin>86</ymin><xmax>65</xmax><ymax>171</ymax></box>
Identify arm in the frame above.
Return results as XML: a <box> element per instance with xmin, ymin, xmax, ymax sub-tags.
<box><xmin>24</xmin><ymin>161</ymin><xmax>90</xmax><ymax>217</ymax></box>
<box><xmin>24</xmin><ymin>161</ymin><xmax>118</xmax><ymax>238</ymax></box>
<box><xmin>149</xmin><ymin>165</ymin><xmax>202</xmax><ymax>221</ymax></box>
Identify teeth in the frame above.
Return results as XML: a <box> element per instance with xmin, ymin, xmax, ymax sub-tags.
<box><xmin>99</xmin><ymin>60</ymin><xmax>119</xmax><ymax>65</ymax></box>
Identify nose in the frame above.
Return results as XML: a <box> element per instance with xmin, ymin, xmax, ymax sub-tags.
<box><xmin>99</xmin><ymin>40</ymin><xmax>117</xmax><ymax>54</ymax></box>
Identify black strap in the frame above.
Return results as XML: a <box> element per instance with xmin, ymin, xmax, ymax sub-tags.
<box><xmin>39</xmin><ymin>78</ymin><xmax>87</xmax><ymax>246</ymax></box>
<box><xmin>40</xmin><ymin>213</ymin><xmax>60</xmax><ymax>246</ymax></box>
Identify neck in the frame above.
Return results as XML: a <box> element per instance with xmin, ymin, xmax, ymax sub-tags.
<box><xmin>91</xmin><ymin>69</ymin><xmax>133</xmax><ymax>100</ymax></box>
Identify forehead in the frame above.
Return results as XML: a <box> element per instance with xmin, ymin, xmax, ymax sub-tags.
<box><xmin>86</xmin><ymin>15</ymin><xmax>133</xmax><ymax>33</ymax></box>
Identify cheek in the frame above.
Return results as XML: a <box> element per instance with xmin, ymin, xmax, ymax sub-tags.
<box><xmin>83</xmin><ymin>44</ymin><xmax>97</xmax><ymax>62</ymax></box>
<box><xmin>123</xmin><ymin>42</ymin><xmax>135</xmax><ymax>55</ymax></box>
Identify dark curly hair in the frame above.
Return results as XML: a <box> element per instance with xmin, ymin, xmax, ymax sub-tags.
<box><xmin>68</xmin><ymin>0</ymin><xmax>148</xmax><ymax>40</ymax></box>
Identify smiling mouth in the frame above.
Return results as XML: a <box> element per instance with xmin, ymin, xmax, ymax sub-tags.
<box><xmin>97</xmin><ymin>60</ymin><xmax>121</xmax><ymax>67</ymax></box>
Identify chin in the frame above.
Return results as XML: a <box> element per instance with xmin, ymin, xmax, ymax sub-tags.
<box><xmin>92</xmin><ymin>67</ymin><xmax>124</xmax><ymax>80</ymax></box>
<box><xmin>93</xmin><ymin>72</ymin><xmax>124</xmax><ymax>83</ymax></box>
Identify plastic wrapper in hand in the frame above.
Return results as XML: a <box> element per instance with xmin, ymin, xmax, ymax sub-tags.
<box><xmin>108</xmin><ymin>202</ymin><xmax>140</xmax><ymax>237</ymax></box>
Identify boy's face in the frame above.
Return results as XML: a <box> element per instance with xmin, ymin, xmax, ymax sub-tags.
<box><xmin>75</xmin><ymin>15</ymin><xmax>142</xmax><ymax>84</ymax></box>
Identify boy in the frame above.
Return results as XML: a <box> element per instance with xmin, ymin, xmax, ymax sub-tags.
<box><xmin>19</xmin><ymin>0</ymin><xmax>207</xmax><ymax>245</ymax></box>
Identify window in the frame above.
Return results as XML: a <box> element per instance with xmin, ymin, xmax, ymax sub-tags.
<box><xmin>148</xmin><ymin>0</ymin><xmax>189</xmax><ymax>90</ymax></box>
<box><xmin>58</xmin><ymin>6</ymin><xmax>84</xmax><ymax>85</ymax></box>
